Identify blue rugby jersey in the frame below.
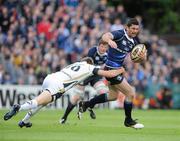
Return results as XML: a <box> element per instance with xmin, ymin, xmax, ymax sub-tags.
<box><xmin>88</xmin><ymin>46</ymin><xmax>107</xmax><ymax>66</ymax></box>
<box><xmin>105</xmin><ymin>29</ymin><xmax>139</xmax><ymax>68</ymax></box>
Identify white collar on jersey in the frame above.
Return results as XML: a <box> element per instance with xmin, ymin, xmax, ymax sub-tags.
<box><xmin>96</xmin><ymin>46</ymin><xmax>107</xmax><ymax>56</ymax></box>
<box><xmin>124</xmin><ymin>29</ymin><xmax>134</xmax><ymax>44</ymax></box>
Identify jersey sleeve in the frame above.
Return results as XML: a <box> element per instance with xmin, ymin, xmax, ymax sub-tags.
<box><xmin>88</xmin><ymin>64</ymin><xmax>96</xmax><ymax>73</ymax></box>
<box><xmin>111</xmin><ymin>30</ymin><xmax>124</xmax><ymax>41</ymax></box>
<box><xmin>88</xmin><ymin>64</ymin><xmax>100</xmax><ymax>74</ymax></box>
<box><xmin>88</xmin><ymin>64</ymin><xmax>101</xmax><ymax>75</ymax></box>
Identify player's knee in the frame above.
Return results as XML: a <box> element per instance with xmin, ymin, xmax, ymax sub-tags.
<box><xmin>36</xmin><ymin>91</ymin><xmax>52</xmax><ymax>105</ymax></box>
<box><xmin>107</xmin><ymin>92</ymin><xmax>118</xmax><ymax>101</ymax></box>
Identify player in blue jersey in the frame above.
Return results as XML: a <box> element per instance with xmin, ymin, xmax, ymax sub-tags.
<box><xmin>78</xmin><ymin>18</ymin><xmax>147</xmax><ymax>129</ymax></box>
<box><xmin>60</xmin><ymin>39</ymin><xmax>109</xmax><ymax>124</ymax></box>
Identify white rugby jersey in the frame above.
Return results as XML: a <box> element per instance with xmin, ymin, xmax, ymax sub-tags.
<box><xmin>49</xmin><ymin>62</ymin><xmax>98</xmax><ymax>92</ymax></box>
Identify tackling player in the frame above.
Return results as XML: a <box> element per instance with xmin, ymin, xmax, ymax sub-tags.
<box><xmin>60</xmin><ymin>39</ymin><xmax>108</xmax><ymax>124</ymax></box>
<box><xmin>3</xmin><ymin>57</ymin><xmax>125</xmax><ymax>128</ymax></box>
<box><xmin>78</xmin><ymin>18</ymin><xmax>147</xmax><ymax>129</ymax></box>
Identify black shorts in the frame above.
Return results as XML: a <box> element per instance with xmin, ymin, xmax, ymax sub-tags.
<box><xmin>81</xmin><ymin>75</ymin><xmax>103</xmax><ymax>86</ymax></box>
<box><xmin>104</xmin><ymin>66</ymin><xmax>124</xmax><ymax>85</ymax></box>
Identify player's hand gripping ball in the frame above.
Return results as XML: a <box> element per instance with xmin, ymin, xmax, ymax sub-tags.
<box><xmin>130</xmin><ymin>44</ymin><xmax>147</xmax><ymax>63</ymax></box>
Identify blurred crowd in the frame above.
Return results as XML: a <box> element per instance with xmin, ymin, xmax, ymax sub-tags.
<box><xmin>0</xmin><ymin>0</ymin><xmax>179</xmax><ymax>108</ymax></box>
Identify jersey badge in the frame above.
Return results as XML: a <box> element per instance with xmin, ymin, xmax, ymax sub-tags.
<box><xmin>122</xmin><ymin>40</ymin><xmax>127</xmax><ymax>46</ymax></box>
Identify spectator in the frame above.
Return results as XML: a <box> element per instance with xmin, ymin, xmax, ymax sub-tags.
<box><xmin>111</xmin><ymin>18</ymin><xmax>124</xmax><ymax>31</ymax></box>
<box><xmin>116</xmin><ymin>5</ymin><xmax>127</xmax><ymax>24</ymax></box>
<box><xmin>156</xmin><ymin>87</ymin><xmax>172</xmax><ymax>109</ymax></box>
<box><xmin>0</xmin><ymin>64</ymin><xmax>5</xmax><ymax>84</ymax></box>
<box><xmin>0</xmin><ymin>6</ymin><xmax>11</xmax><ymax>33</ymax></box>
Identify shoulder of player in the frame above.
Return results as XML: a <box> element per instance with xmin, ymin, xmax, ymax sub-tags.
<box><xmin>88</xmin><ymin>46</ymin><xmax>98</xmax><ymax>57</ymax></box>
<box><xmin>111</xmin><ymin>29</ymin><xmax>124</xmax><ymax>35</ymax></box>
<box><xmin>88</xmin><ymin>46</ymin><xmax>97</xmax><ymax>53</ymax></box>
<box><xmin>111</xmin><ymin>29</ymin><xmax>125</xmax><ymax>41</ymax></box>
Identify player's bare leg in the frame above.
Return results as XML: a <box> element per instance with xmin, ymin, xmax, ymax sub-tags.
<box><xmin>78</xmin><ymin>79</ymin><xmax>144</xmax><ymax>129</ymax></box>
<box><xmin>115</xmin><ymin>78</ymin><xmax>144</xmax><ymax>129</ymax></box>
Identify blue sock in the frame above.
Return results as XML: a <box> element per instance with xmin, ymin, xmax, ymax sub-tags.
<box><xmin>85</xmin><ymin>93</ymin><xmax>108</xmax><ymax>108</ymax></box>
<box><xmin>62</xmin><ymin>101</ymin><xmax>75</xmax><ymax>119</ymax></box>
<box><xmin>124</xmin><ymin>100</ymin><xmax>133</xmax><ymax>119</ymax></box>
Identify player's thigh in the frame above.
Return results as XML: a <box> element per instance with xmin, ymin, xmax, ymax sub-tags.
<box><xmin>35</xmin><ymin>90</ymin><xmax>52</xmax><ymax>105</ymax></box>
<box><xmin>41</xmin><ymin>74</ymin><xmax>64</xmax><ymax>103</ymax></box>
<box><xmin>114</xmin><ymin>78</ymin><xmax>135</xmax><ymax>97</ymax></box>
<box><xmin>107</xmin><ymin>85</ymin><xmax>119</xmax><ymax>101</ymax></box>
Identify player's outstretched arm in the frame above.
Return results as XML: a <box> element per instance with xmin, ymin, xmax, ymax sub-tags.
<box><xmin>97</xmin><ymin>67</ymin><xmax>125</xmax><ymax>78</ymax></box>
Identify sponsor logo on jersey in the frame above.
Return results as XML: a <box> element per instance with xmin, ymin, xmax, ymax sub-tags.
<box><xmin>124</xmin><ymin>47</ymin><xmax>129</xmax><ymax>51</ymax></box>
<box><xmin>95</xmin><ymin>56</ymin><xmax>100</xmax><ymax>61</ymax></box>
<box><xmin>122</xmin><ymin>40</ymin><xmax>127</xmax><ymax>46</ymax></box>
<box><xmin>129</xmin><ymin>44</ymin><xmax>133</xmax><ymax>49</ymax></box>
<box><xmin>115</xmin><ymin>47</ymin><xmax>128</xmax><ymax>54</ymax></box>
<box><xmin>116</xmin><ymin>75</ymin><xmax>122</xmax><ymax>81</ymax></box>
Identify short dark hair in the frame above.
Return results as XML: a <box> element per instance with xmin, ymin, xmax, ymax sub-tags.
<box><xmin>127</xmin><ymin>18</ymin><xmax>139</xmax><ymax>27</ymax></box>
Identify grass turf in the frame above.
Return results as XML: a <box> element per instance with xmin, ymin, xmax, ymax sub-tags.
<box><xmin>0</xmin><ymin>109</ymin><xmax>180</xmax><ymax>141</ymax></box>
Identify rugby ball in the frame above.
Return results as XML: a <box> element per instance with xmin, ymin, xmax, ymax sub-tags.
<box><xmin>130</xmin><ymin>44</ymin><xmax>146</xmax><ymax>62</ymax></box>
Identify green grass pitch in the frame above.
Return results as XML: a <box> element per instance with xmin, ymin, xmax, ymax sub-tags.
<box><xmin>0</xmin><ymin>109</ymin><xmax>180</xmax><ymax>141</ymax></box>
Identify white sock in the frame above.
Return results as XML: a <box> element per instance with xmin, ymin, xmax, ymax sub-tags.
<box><xmin>19</xmin><ymin>100</ymin><xmax>38</xmax><ymax>111</ymax></box>
<box><xmin>22</xmin><ymin>105</ymin><xmax>43</xmax><ymax>123</ymax></box>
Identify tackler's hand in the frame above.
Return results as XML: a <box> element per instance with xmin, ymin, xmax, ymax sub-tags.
<box><xmin>116</xmin><ymin>67</ymin><xmax>125</xmax><ymax>74</ymax></box>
